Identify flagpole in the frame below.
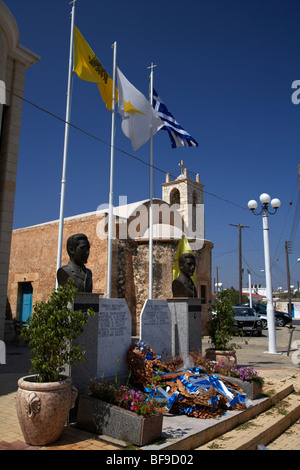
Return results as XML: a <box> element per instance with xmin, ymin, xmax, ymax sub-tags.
<box><xmin>106</xmin><ymin>41</ymin><xmax>117</xmax><ymax>299</ymax></box>
<box><xmin>148</xmin><ymin>63</ymin><xmax>156</xmax><ymax>300</ymax></box>
<box><xmin>56</xmin><ymin>0</ymin><xmax>76</xmax><ymax>288</ymax></box>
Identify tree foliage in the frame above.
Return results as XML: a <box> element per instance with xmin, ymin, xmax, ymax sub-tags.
<box><xmin>226</xmin><ymin>287</ymin><xmax>249</xmax><ymax>305</ymax></box>
<box><xmin>207</xmin><ymin>289</ymin><xmax>238</xmax><ymax>351</ymax></box>
<box><xmin>21</xmin><ymin>280</ymin><xmax>95</xmax><ymax>383</ymax></box>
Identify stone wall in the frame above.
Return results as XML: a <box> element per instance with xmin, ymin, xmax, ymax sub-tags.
<box><xmin>7</xmin><ymin>214</ymin><xmax>107</xmax><ymax>319</ymax></box>
<box><xmin>6</xmin><ymin>213</ymin><xmax>213</xmax><ymax>336</ymax></box>
<box><xmin>0</xmin><ymin>2</ymin><xmax>40</xmax><ymax>340</ymax></box>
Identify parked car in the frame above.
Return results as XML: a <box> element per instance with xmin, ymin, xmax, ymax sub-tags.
<box><xmin>274</xmin><ymin>310</ymin><xmax>293</xmax><ymax>327</ymax></box>
<box><xmin>232</xmin><ymin>306</ymin><xmax>263</xmax><ymax>336</ymax></box>
<box><xmin>256</xmin><ymin>313</ymin><xmax>279</xmax><ymax>329</ymax></box>
<box><xmin>239</xmin><ymin>302</ymin><xmax>292</xmax><ymax>327</ymax></box>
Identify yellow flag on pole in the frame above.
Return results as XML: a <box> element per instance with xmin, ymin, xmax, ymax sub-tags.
<box><xmin>173</xmin><ymin>236</ymin><xmax>196</xmax><ymax>283</ymax></box>
<box><xmin>73</xmin><ymin>26</ymin><xmax>118</xmax><ymax>110</ymax></box>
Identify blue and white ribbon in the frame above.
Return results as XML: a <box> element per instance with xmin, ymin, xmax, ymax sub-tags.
<box><xmin>188</xmin><ymin>376</ymin><xmax>211</xmax><ymax>391</ymax></box>
<box><xmin>208</xmin><ymin>395</ymin><xmax>220</xmax><ymax>406</ymax></box>
<box><xmin>207</xmin><ymin>375</ymin><xmax>234</xmax><ymax>400</ymax></box>
<box><xmin>138</xmin><ymin>346</ymin><xmax>254</xmax><ymax>415</ymax></box>
<box><xmin>150</xmin><ymin>386</ymin><xmax>179</xmax><ymax>410</ymax></box>
<box><xmin>179</xmin><ymin>376</ymin><xmax>200</xmax><ymax>395</ymax></box>
<box><xmin>226</xmin><ymin>393</ymin><xmax>246</xmax><ymax>408</ymax></box>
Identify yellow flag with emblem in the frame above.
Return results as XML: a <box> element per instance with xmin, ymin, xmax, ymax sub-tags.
<box><xmin>73</xmin><ymin>26</ymin><xmax>117</xmax><ymax>111</ymax></box>
<box><xmin>173</xmin><ymin>235</ymin><xmax>196</xmax><ymax>283</ymax></box>
<box><xmin>117</xmin><ymin>67</ymin><xmax>163</xmax><ymax>150</ymax></box>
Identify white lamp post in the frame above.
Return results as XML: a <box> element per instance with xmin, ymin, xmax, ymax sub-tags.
<box><xmin>248</xmin><ymin>193</ymin><xmax>281</xmax><ymax>354</ymax></box>
<box><xmin>247</xmin><ymin>269</ymin><xmax>253</xmax><ymax>308</ymax></box>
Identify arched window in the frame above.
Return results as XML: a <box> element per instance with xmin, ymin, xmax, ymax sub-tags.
<box><xmin>193</xmin><ymin>190</ymin><xmax>198</xmax><ymax>206</ymax></box>
<box><xmin>170</xmin><ymin>188</ymin><xmax>180</xmax><ymax>205</ymax></box>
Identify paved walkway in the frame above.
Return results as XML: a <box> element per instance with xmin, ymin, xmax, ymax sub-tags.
<box><xmin>1</xmin><ymin>325</ymin><xmax>300</xmax><ymax>450</ymax></box>
<box><xmin>0</xmin><ymin>342</ymin><xmax>123</xmax><ymax>450</ymax></box>
<box><xmin>201</xmin><ymin>326</ymin><xmax>300</xmax><ymax>450</ymax></box>
<box><xmin>193</xmin><ymin>366</ymin><xmax>300</xmax><ymax>450</ymax></box>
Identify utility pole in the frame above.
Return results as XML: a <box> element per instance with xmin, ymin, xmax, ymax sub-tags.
<box><xmin>285</xmin><ymin>166</ymin><xmax>300</xmax><ymax>312</ymax></box>
<box><xmin>229</xmin><ymin>223</ymin><xmax>250</xmax><ymax>303</ymax></box>
<box><xmin>285</xmin><ymin>240</ymin><xmax>292</xmax><ymax>316</ymax></box>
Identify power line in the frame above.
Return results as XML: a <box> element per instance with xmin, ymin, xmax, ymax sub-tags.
<box><xmin>213</xmin><ymin>248</ymin><xmax>237</xmax><ymax>258</ymax></box>
<box><xmin>271</xmin><ymin>176</ymin><xmax>299</xmax><ymax>266</ymax></box>
<box><xmin>14</xmin><ymin>92</ymin><xmax>248</xmax><ymax>211</ymax></box>
<box><xmin>287</xmin><ymin>166</ymin><xmax>300</xmax><ymax>249</ymax></box>
<box><xmin>289</xmin><ymin>190</ymin><xmax>300</xmax><ymax>244</ymax></box>
<box><xmin>242</xmin><ymin>255</ymin><xmax>265</xmax><ymax>279</ymax></box>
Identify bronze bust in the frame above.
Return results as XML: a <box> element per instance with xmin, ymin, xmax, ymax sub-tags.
<box><xmin>172</xmin><ymin>253</ymin><xmax>197</xmax><ymax>298</ymax></box>
<box><xmin>57</xmin><ymin>233</ymin><xmax>93</xmax><ymax>292</ymax></box>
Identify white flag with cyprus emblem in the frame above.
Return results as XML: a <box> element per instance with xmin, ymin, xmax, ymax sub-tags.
<box><xmin>117</xmin><ymin>67</ymin><xmax>163</xmax><ymax>151</ymax></box>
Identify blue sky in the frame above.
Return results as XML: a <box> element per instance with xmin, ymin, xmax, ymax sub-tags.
<box><xmin>5</xmin><ymin>0</ymin><xmax>300</xmax><ymax>291</ymax></box>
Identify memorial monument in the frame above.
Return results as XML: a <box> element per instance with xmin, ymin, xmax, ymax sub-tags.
<box><xmin>56</xmin><ymin>235</ymin><xmax>132</xmax><ymax>395</ymax></box>
<box><xmin>57</xmin><ymin>233</ymin><xmax>93</xmax><ymax>292</ymax></box>
<box><xmin>169</xmin><ymin>251</ymin><xmax>202</xmax><ymax>357</ymax></box>
<box><xmin>172</xmin><ymin>252</ymin><xmax>197</xmax><ymax>298</ymax></box>
<box><xmin>140</xmin><ymin>299</ymin><xmax>172</xmax><ymax>360</ymax></box>
<box><xmin>71</xmin><ymin>297</ymin><xmax>132</xmax><ymax>395</ymax></box>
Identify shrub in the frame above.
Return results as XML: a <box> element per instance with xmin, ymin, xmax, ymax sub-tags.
<box><xmin>21</xmin><ymin>280</ymin><xmax>95</xmax><ymax>383</ymax></box>
<box><xmin>207</xmin><ymin>290</ymin><xmax>238</xmax><ymax>350</ymax></box>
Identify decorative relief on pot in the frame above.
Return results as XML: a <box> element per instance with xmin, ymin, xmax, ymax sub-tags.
<box><xmin>25</xmin><ymin>392</ymin><xmax>41</xmax><ymax>418</ymax></box>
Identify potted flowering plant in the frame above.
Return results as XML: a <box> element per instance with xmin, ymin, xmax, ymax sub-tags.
<box><xmin>201</xmin><ymin>360</ymin><xmax>264</xmax><ymax>399</ymax></box>
<box><xmin>76</xmin><ymin>378</ymin><xmax>164</xmax><ymax>446</ymax></box>
<box><xmin>88</xmin><ymin>379</ymin><xmax>160</xmax><ymax>415</ymax></box>
<box><xmin>15</xmin><ymin>280</ymin><xmax>95</xmax><ymax>446</ymax></box>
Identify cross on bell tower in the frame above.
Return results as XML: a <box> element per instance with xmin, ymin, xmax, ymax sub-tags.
<box><xmin>178</xmin><ymin>160</ymin><xmax>187</xmax><ymax>177</ymax></box>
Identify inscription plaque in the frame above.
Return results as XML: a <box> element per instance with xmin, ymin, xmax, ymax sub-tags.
<box><xmin>140</xmin><ymin>299</ymin><xmax>172</xmax><ymax>360</ymax></box>
<box><xmin>97</xmin><ymin>299</ymin><xmax>132</xmax><ymax>378</ymax></box>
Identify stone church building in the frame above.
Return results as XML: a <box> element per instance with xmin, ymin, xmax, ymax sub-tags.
<box><xmin>6</xmin><ymin>162</ymin><xmax>213</xmax><ymax>336</ymax></box>
<box><xmin>0</xmin><ymin>1</ymin><xmax>40</xmax><ymax>340</ymax></box>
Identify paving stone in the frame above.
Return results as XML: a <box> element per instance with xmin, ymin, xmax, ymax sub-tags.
<box><xmin>1</xmin><ymin>338</ymin><xmax>300</xmax><ymax>451</ymax></box>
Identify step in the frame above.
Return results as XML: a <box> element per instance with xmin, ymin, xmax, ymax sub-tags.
<box><xmin>195</xmin><ymin>388</ymin><xmax>300</xmax><ymax>450</ymax></box>
<box><xmin>143</xmin><ymin>382</ymin><xmax>295</xmax><ymax>451</ymax></box>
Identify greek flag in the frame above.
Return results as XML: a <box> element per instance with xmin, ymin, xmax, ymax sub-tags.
<box><xmin>153</xmin><ymin>89</ymin><xmax>198</xmax><ymax>148</ymax></box>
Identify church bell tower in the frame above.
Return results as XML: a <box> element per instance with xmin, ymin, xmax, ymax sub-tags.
<box><xmin>161</xmin><ymin>161</ymin><xmax>204</xmax><ymax>238</ymax></box>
